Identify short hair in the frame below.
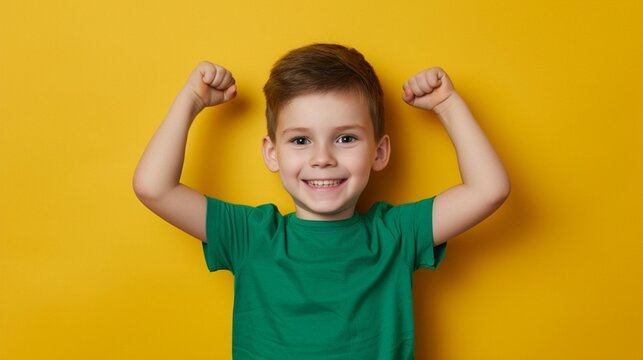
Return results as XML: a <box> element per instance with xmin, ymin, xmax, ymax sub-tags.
<box><xmin>263</xmin><ymin>43</ymin><xmax>384</xmax><ymax>141</ymax></box>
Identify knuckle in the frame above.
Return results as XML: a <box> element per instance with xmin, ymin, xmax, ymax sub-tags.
<box><xmin>198</xmin><ymin>60</ymin><xmax>212</xmax><ymax>69</ymax></box>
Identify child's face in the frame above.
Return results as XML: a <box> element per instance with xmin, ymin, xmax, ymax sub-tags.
<box><xmin>262</xmin><ymin>90</ymin><xmax>390</xmax><ymax>220</ymax></box>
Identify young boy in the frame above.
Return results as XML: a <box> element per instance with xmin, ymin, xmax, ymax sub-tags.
<box><xmin>133</xmin><ymin>43</ymin><xmax>510</xmax><ymax>359</ymax></box>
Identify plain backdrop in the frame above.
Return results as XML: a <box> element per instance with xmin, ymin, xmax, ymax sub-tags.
<box><xmin>1</xmin><ymin>0</ymin><xmax>641</xmax><ymax>358</ymax></box>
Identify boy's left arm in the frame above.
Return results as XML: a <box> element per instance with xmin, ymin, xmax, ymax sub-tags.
<box><xmin>402</xmin><ymin>68</ymin><xmax>511</xmax><ymax>246</ymax></box>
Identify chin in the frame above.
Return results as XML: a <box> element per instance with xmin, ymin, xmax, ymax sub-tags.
<box><xmin>305</xmin><ymin>204</ymin><xmax>355</xmax><ymax>220</ymax></box>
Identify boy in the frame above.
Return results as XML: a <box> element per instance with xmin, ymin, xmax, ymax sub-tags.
<box><xmin>133</xmin><ymin>43</ymin><xmax>510</xmax><ymax>359</ymax></box>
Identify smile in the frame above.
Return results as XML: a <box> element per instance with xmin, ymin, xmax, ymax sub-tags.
<box><xmin>304</xmin><ymin>179</ymin><xmax>346</xmax><ymax>188</ymax></box>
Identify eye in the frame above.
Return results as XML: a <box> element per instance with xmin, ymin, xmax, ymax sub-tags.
<box><xmin>290</xmin><ymin>137</ymin><xmax>310</xmax><ymax>145</ymax></box>
<box><xmin>337</xmin><ymin>135</ymin><xmax>357</xmax><ymax>143</ymax></box>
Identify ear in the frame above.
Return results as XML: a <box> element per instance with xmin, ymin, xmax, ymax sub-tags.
<box><xmin>372</xmin><ymin>134</ymin><xmax>391</xmax><ymax>172</ymax></box>
<box><xmin>262</xmin><ymin>136</ymin><xmax>280</xmax><ymax>172</ymax></box>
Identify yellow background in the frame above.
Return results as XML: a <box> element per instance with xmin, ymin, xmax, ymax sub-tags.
<box><xmin>1</xmin><ymin>0</ymin><xmax>641</xmax><ymax>358</ymax></box>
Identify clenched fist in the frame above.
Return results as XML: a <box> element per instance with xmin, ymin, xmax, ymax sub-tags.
<box><xmin>402</xmin><ymin>67</ymin><xmax>455</xmax><ymax>112</ymax></box>
<box><xmin>183</xmin><ymin>61</ymin><xmax>237</xmax><ymax>110</ymax></box>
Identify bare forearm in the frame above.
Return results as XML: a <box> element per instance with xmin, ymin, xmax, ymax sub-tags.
<box><xmin>133</xmin><ymin>91</ymin><xmax>201</xmax><ymax>199</ymax></box>
<box><xmin>403</xmin><ymin>67</ymin><xmax>510</xmax><ymax>244</ymax></box>
<box><xmin>131</xmin><ymin>62</ymin><xmax>235</xmax><ymax>241</ymax></box>
<box><xmin>435</xmin><ymin>92</ymin><xmax>510</xmax><ymax>200</ymax></box>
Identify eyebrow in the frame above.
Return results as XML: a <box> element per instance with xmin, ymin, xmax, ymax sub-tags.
<box><xmin>280</xmin><ymin>125</ymin><xmax>367</xmax><ymax>136</ymax></box>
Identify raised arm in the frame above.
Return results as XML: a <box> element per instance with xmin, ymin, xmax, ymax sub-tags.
<box><xmin>132</xmin><ymin>62</ymin><xmax>237</xmax><ymax>242</ymax></box>
<box><xmin>402</xmin><ymin>68</ymin><xmax>510</xmax><ymax>246</ymax></box>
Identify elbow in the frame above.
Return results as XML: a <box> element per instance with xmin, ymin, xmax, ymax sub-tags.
<box><xmin>132</xmin><ymin>178</ymin><xmax>151</xmax><ymax>202</ymax></box>
<box><xmin>472</xmin><ymin>173</ymin><xmax>510</xmax><ymax>212</ymax></box>
<box><xmin>487</xmin><ymin>175</ymin><xmax>511</xmax><ymax>210</ymax></box>
<box><xmin>132</xmin><ymin>173</ymin><xmax>162</xmax><ymax>202</ymax></box>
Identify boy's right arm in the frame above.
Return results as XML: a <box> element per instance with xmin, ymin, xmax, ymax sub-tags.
<box><xmin>132</xmin><ymin>62</ymin><xmax>237</xmax><ymax>242</ymax></box>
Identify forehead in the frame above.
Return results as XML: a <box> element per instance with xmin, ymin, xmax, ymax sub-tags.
<box><xmin>276</xmin><ymin>90</ymin><xmax>373</xmax><ymax>135</ymax></box>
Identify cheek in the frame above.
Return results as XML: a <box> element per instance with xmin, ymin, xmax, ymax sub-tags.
<box><xmin>277</xmin><ymin>152</ymin><xmax>303</xmax><ymax>175</ymax></box>
<box><xmin>344</xmin><ymin>150</ymin><xmax>374</xmax><ymax>175</ymax></box>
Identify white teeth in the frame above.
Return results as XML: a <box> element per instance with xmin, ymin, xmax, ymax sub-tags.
<box><xmin>307</xmin><ymin>179</ymin><xmax>343</xmax><ymax>187</ymax></box>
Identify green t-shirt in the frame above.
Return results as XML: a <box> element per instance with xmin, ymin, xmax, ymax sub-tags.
<box><xmin>202</xmin><ymin>196</ymin><xmax>446</xmax><ymax>359</ymax></box>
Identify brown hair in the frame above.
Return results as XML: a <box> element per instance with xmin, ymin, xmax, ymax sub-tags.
<box><xmin>263</xmin><ymin>43</ymin><xmax>384</xmax><ymax>141</ymax></box>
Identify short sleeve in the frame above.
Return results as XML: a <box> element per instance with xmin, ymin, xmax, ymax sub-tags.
<box><xmin>409</xmin><ymin>197</ymin><xmax>446</xmax><ymax>270</ymax></box>
<box><xmin>201</xmin><ymin>197</ymin><xmax>280</xmax><ymax>273</ymax></box>
<box><xmin>201</xmin><ymin>197</ymin><xmax>250</xmax><ymax>272</ymax></box>
<box><xmin>375</xmin><ymin>197</ymin><xmax>447</xmax><ymax>271</ymax></box>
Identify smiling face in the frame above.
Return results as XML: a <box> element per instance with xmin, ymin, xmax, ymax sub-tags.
<box><xmin>262</xmin><ymin>90</ymin><xmax>390</xmax><ymax>220</ymax></box>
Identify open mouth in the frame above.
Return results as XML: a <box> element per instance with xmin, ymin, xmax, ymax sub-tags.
<box><xmin>304</xmin><ymin>179</ymin><xmax>346</xmax><ymax>188</ymax></box>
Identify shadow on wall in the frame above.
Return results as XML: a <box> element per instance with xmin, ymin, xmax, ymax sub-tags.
<box><xmin>360</xmin><ymin>91</ymin><xmax>537</xmax><ymax>359</ymax></box>
<box><xmin>189</xmin><ymin>87</ymin><xmax>537</xmax><ymax>359</ymax></box>
<box><xmin>414</xmin><ymin>178</ymin><xmax>533</xmax><ymax>359</ymax></box>
<box><xmin>190</xmin><ymin>94</ymin><xmax>253</xmax><ymax>197</ymax></box>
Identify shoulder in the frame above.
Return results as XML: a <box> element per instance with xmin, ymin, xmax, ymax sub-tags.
<box><xmin>360</xmin><ymin>198</ymin><xmax>436</xmax><ymax>243</ymax></box>
<box><xmin>205</xmin><ymin>196</ymin><xmax>283</xmax><ymax>226</ymax></box>
<box><xmin>364</xmin><ymin>198</ymin><xmax>444</xmax><ymax>270</ymax></box>
<box><xmin>364</xmin><ymin>197</ymin><xmax>435</xmax><ymax>222</ymax></box>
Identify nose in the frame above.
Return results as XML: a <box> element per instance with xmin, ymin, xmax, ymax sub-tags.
<box><xmin>310</xmin><ymin>143</ymin><xmax>337</xmax><ymax>168</ymax></box>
